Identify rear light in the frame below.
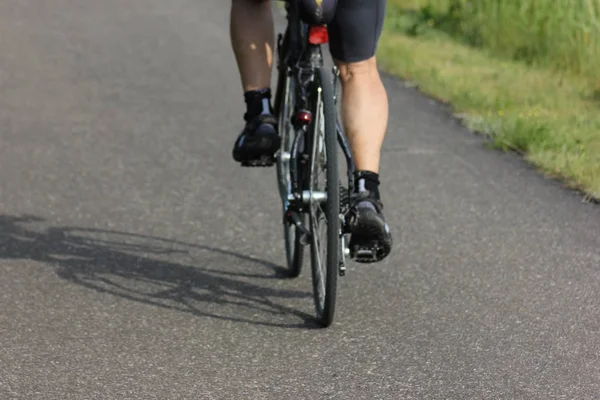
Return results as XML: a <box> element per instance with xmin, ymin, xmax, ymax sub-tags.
<box><xmin>308</xmin><ymin>25</ymin><xmax>329</xmax><ymax>45</ymax></box>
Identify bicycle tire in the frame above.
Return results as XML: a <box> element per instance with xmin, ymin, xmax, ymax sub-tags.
<box><xmin>274</xmin><ymin>30</ymin><xmax>305</xmax><ymax>278</ymax></box>
<box><xmin>307</xmin><ymin>67</ymin><xmax>340</xmax><ymax>327</ymax></box>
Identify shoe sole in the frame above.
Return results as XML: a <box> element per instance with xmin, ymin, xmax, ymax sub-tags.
<box><xmin>234</xmin><ymin>131</ymin><xmax>281</xmax><ymax>168</ymax></box>
<box><xmin>241</xmin><ymin>154</ymin><xmax>276</xmax><ymax>167</ymax></box>
<box><xmin>349</xmin><ymin>208</ymin><xmax>392</xmax><ymax>263</ymax></box>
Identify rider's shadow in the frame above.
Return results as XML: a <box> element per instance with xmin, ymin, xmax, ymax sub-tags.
<box><xmin>0</xmin><ymin>214</ymin><xmax>317</xmax><ymax>329</ymax></box>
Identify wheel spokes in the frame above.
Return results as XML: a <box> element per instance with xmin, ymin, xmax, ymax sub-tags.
<box><xmin>277</xmin><ymin>73</ymin><xmax>294</xmax><ymax>208</ymax></box>
<box><xmin>309</xmin><ymin>88</ymin><xmax>330</xmax><ymax>311</ymax></box>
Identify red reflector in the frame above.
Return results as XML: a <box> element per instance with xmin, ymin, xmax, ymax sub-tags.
<box><xmin>295</xmin><ymin>110</ymin><xmax>312</xmax><ymax>124</ymax></box>
<box><xmin>308</xmin><ymin>25</ymin><xmax>329</xmax><ymax>45</ymax></box>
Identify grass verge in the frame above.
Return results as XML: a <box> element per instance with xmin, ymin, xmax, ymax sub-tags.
<box><xmin>377</xmin><ymin>5</ymin><xmax>600</xmax><ymax>200</ymax></box>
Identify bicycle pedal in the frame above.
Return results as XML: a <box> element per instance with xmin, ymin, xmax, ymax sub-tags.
<box><xmin>351</xmin><ymin>244</ymin><xmax>382</xmax><ymax>264</ymax></box>
<box><xmin>241</xmin><ymin>155</ymin><xmax>275</xmax><ymax>167</ymax></box>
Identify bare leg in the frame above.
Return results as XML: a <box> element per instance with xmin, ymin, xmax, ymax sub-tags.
<box><xmin>230</xmin><ymin>0</ymin><xmax>280</xmax><ymax>166</ymax></box>
<box><xmin>336</xmin><ymin>56</ymin><xmax>388</xmax><ymax>174</ymax></box>
<box><xmin>336</xmin><ymin>56</ymin><xmax>392</xmax><ymax>262</ymax></box>
<box><xmin>230</xmin><ymin>0</ymin><xmax>274</xmax><ymax>92</ymax></box>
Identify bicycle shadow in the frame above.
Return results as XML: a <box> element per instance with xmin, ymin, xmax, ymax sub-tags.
<box><xmin>0</xmin><ymin>214</ymin><xmax>318</xmax><ymax>329</ymax></box>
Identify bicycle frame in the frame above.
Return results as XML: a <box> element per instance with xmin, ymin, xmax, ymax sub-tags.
<box><xmin>278</xmin><ymin>0</ymin><xmax>356</xmax><ymax>209</ymax></box>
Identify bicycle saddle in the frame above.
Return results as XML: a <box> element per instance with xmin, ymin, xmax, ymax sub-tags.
<box><xmin>299</xmin><ymin>0</ymin><xmax>337</xmax><ymax>26</ymax></box>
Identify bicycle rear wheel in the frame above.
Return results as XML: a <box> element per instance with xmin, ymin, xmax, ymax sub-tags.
<box><xmin>307</xmin><ymin>67</ymin><xmax>340</xmax><ymax>327</ymax></box>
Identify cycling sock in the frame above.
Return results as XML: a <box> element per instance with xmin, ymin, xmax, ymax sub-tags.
<box><xmin>354</xmin><ymin>170</ymin><xmax>380</xmax><ymax>200</ymax></box>
<box><xmin>244</xmin><ymin>88</ymin><xmax>273</xmax><ymax>121</ymax></box>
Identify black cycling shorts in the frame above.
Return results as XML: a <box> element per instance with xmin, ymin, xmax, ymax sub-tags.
<box><xmin>327</xmin><ymin>0</ymin><xmax>387</xmax><ymax>63</ymax></box>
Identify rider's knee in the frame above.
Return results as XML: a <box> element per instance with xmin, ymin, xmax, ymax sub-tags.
<box><xmin>335</xmin><ymin>57</ymin><xmax>378</xmax><ymax>83</ymax></box>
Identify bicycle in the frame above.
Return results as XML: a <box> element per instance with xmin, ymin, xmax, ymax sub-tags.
<box><xmin>272</xmin><ymin>0</ymin><xmax>371</xmax><ymax>327</ymax></box>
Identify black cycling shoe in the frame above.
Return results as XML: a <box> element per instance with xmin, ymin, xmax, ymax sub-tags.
<box><xmin>347</xmin><ymin>191</ymin><xmax>393</xmax><ymax>263</ymax></box>
<box><xmin>232</xmin><ymin>113</ymin><xmax>281</xmax><ymax>167</ymax></box>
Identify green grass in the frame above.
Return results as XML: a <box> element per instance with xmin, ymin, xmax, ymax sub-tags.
<box><xmin>391</xmin><ymin>0</ymin><xmax>600</xmax><ymax>83</ymax></box>
<box><xmin>377</xmin><ymin>0</ymin><xmax>600</xmax><ymax>199</ymax></box>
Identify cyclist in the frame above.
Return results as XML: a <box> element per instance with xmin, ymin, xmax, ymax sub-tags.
<box><xmin>229</xmin><ymin>0</ymin><xmax>392</xmax><ymax>263</ymax></box>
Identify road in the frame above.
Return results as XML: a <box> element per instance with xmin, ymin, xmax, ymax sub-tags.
<box><xmin>1</xmin><ymin>1</ymin><xmax>599</xmax><ymax>399</ymax></box>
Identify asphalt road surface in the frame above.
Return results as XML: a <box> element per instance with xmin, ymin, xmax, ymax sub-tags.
<box><xmin>1</xmin><ymin>1</ymin><xmax>600</xmax><ymax>399</ymax></box>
